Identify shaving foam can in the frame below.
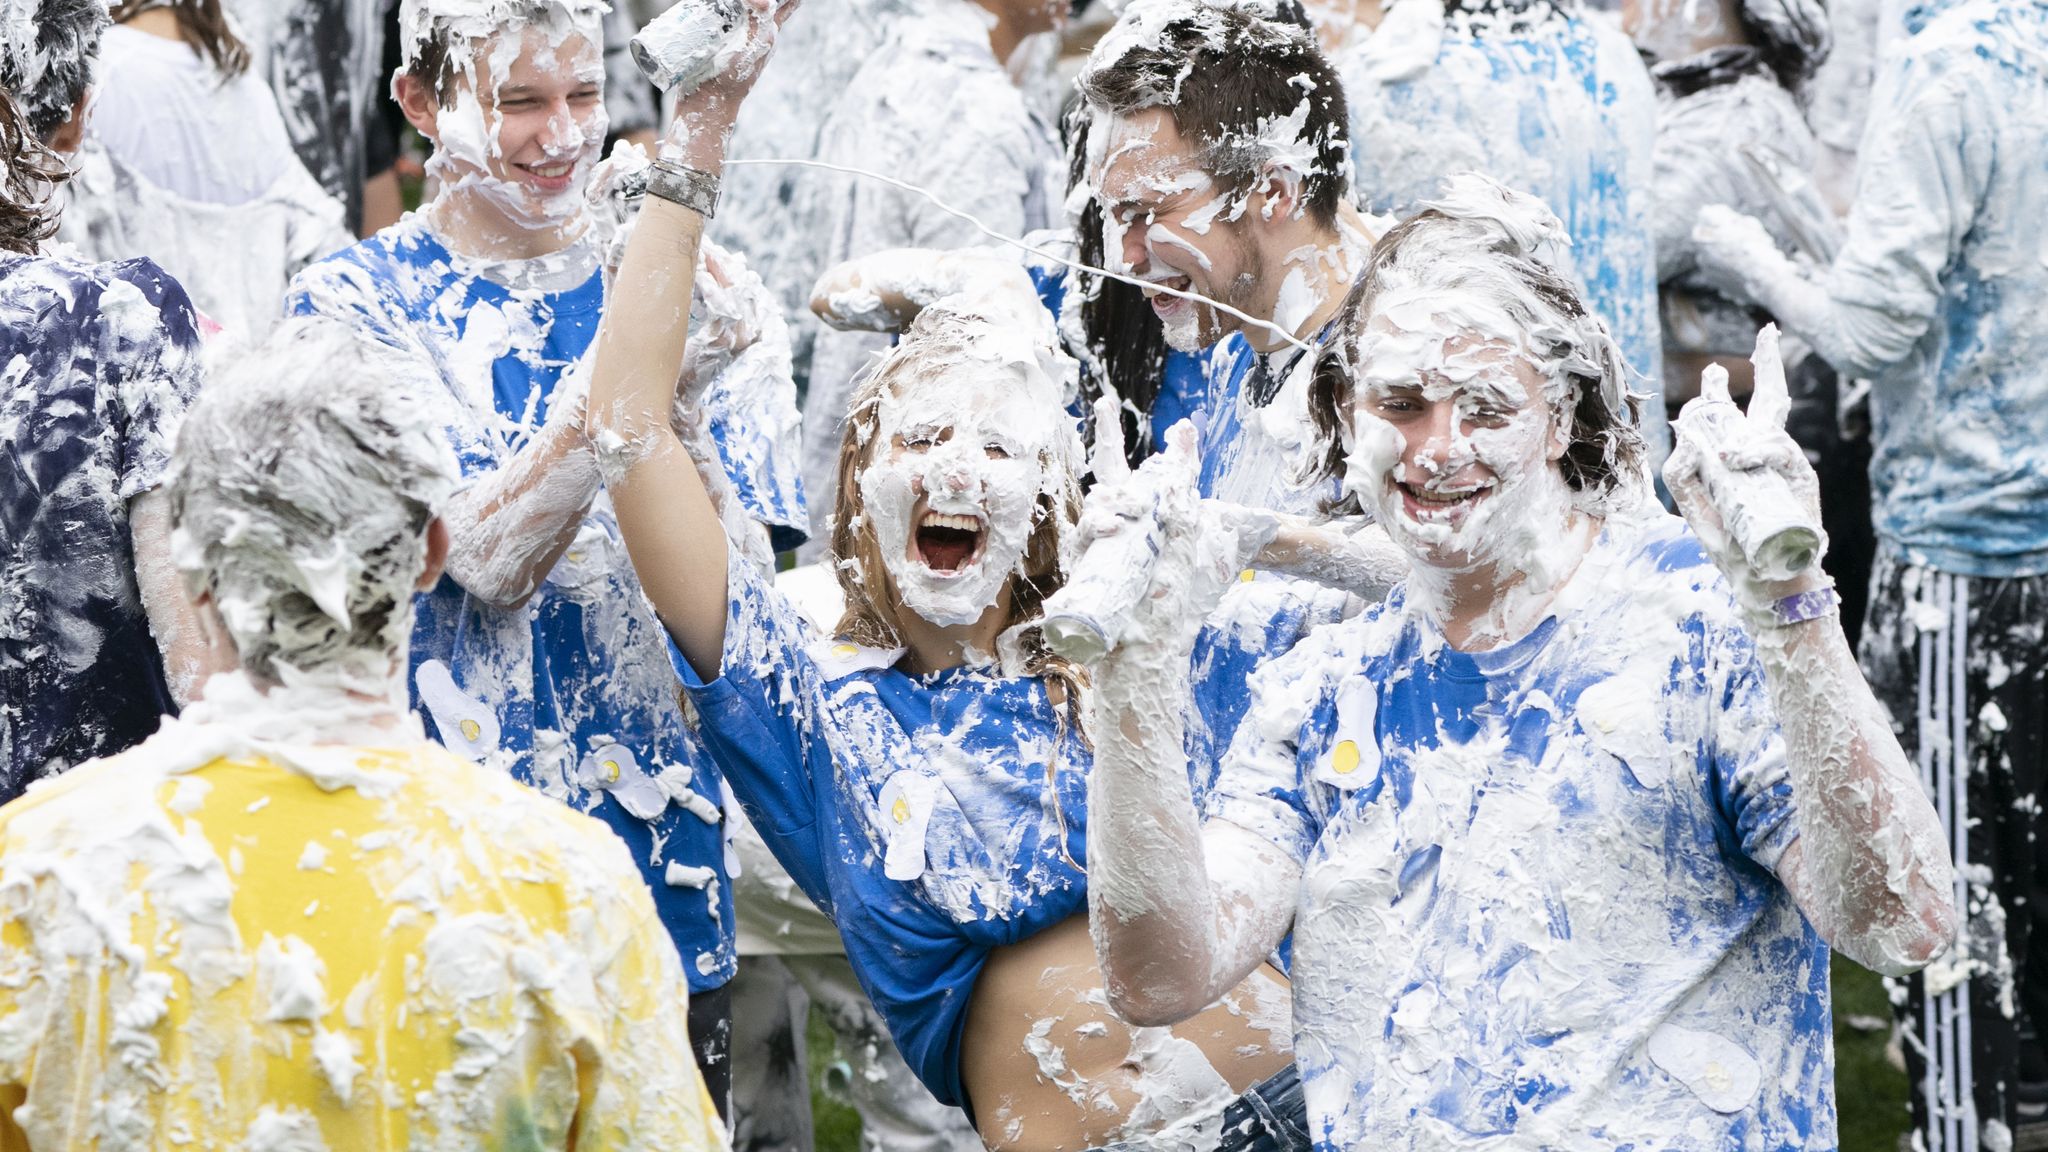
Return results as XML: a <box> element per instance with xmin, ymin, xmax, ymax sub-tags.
<box><xmin>1040</xmin><ymin>502</ymin><xmax>1165</xmax><ymax>665</ymax></box>
<box><xmin>630</xmin><ymin>0</ymin><xmax>749</xmax><ymax>94</ymax></box>
<box><xmin>1675</xmin><ymin>401</ymin><xmax>1824</xmax><ymax>582</ymax></box>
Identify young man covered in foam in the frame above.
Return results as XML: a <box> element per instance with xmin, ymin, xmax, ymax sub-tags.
<box><xmin>1686</xmin><ymin>1</ymin><xmax>2048</xmax><ymax>1141</ymax></box>
<box><xmin>1080</xmin><ymin>175</ymin><xmax>1957</xmax><ymax>1148</ymax></box>
<box><xmin>284</xmin><ymin>0</ymin><xmax>808</xmax><ymax>1110</ymax></box>
<box><xmin>0</xmin><ymin>315</ymin><xmax>727</xmax><ymax>1151</ymax></box>
<box><xmin>795</xmin><ymin>0</ymin><xmax>1066</xmax><ymax>557</ymax></box>
<box><xmin>1331</xmin><ymin>0</ymin><xmax>1668</xmax><ymax>466</ymax></box>
<box><xmin>0</xmin><ymin>16</ymin><xmax>212</xmax><ymax>797</ymax></box>
<box><xmin>584</xmin><ymin>13</ymin><xmax>1304</xmax><ymax>1147</ymax></box>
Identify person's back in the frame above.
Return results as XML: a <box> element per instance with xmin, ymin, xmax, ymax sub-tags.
<box><xmin>0</xmin><ymin>242</ymin><xmax>203</xmax><ymax>793</ymax></box>
<box><xmin>0</xmin><ymin>312</ymin><xmax>727</xmax><ymax>1150</ymax></box>
<box><xmin>0</xmin><ymin>675</ymin><xmax>720</xmax><ymax>1149</ymax></box>
<box><xmin>1341</xmin><ymin>0</ymin><xmax>1667</xmax><ymax>458</ymax></box>
<box><xmin>65</xmin><ymin>7</ymin><xmax>349</xmax><ymax>340</ymax></box>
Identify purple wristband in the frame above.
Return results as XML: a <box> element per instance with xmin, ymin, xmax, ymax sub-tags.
<box><xmin>1770</xmin><ymin>584</ymin><xmax>1841</xmax><ymax>627</ymax></box>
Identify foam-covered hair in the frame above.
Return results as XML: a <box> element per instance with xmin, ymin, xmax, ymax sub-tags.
<box><xmin>168</xmin><ymin>317</ymin><xmax>460</xmax><ymax>691</ymax></box>
<box><xmin>1307</xmin><ymin>172</ymin><xmax>1646</xmax><ymax>509</ymax></box>
<box><xmin>0</xmin><ymin>0</ymin><xmax>107</xmax><ymax>139</ymax></box>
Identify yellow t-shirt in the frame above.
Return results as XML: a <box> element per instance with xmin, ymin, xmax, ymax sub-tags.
<box><xmin>0</xmin><ymin>725</ymin><xmax>725</xmax><ymax>1152</ymax></box>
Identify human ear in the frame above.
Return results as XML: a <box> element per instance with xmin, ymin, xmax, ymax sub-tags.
<box><xmin>418</xmin><ymin>518</ymin><xmax>450</xmax><ymax>591</ymax></box>
<box><xmin>394</xmin><ymin>73</ymin><xmax>443</xmax><ymax>145</ymax></box>
<box><xmin>44</xmin><ymin>91</ymin><xmax>90</xmax><ymax>154</ymax></box>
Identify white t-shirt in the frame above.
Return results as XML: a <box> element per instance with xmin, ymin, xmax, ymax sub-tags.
<box><xmin>90</xmin><ymin>24</ymin><xmax>302</xmax><ymax>206</ymax></box>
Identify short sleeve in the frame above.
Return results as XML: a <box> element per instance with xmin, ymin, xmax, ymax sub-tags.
<box><xmin>677</xmin><ymin>548</ymin><xmax>831</xmax><ymax>847</ymax></box>
<box><xmin>1205</xmin><ymin>635</ymin><xmax>1333</xmax><ymax>867</ymax></box>
<box><xmin>1707</xmin><ymin>623</ymin><xmax>1800</xmax><ymax>873</ymax></box>
<box><xmin>101</xmin><ymin>258</ymin><xmax>204</xmax><ymax>501</ymax></box>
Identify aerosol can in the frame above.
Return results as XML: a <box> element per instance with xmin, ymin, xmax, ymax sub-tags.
<box><xmin>1673</xmin><ymin>324</ymin><xmax>1825</xmax><ymax>582</ymax></box>
<box><xmin>629</xmin><ymin>0</ymin><xmax>750</xmax><ymax>95</ymax></box>
<box><xmin>1040</xmin><ymin>494</ymin><xmax>1166</xmax><ymax>666</ymax></box>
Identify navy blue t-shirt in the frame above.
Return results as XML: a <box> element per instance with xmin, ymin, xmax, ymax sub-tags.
<box><xmin>0</xmin><ymin>252</ymin><xmax>203</xmax><ymax>796</ymax></box>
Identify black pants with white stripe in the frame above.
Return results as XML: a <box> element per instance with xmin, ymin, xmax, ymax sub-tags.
<box><xmin>1861</xmin><ymin>553</ymin><xmax>2048</xmax><ymax>1150</ymax></box>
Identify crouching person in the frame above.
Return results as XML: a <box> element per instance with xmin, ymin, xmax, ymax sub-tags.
<box><xmin>0</xmin><ymin>317</ymin><xmax>727</xmax><ymax>1151</ymax></box>
<box><xmin>1080</xmin><ymin>175</ymin><xmax>1956</xmax><ymax>1148</ymax></box>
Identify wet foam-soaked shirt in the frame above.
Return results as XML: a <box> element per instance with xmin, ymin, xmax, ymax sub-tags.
<box><xmin>1824</xmin><ymin>0</ymin><xmax>2048</xmax><ymax>576</ymax></box>
<box><xmin>0</xmin><ymin>714</ymin><xmax>724</xmax><ymax>1150</ymax></box>
<box><xmin>681</xmin><ymin>549</ymin><xmax>1090</xmax><ymax>1108</ymax></box>
<box><xmin>0</xmin><ymin>252</ymin><xmax>203</xmax><ymax>795</ymax></box>
<box><xmin>1340</xmin><ymin>1</ymin><xmax>1668</xmax><ymax>462</ymax></box>
<box><xmin>1212</xmin><ymin>511</ymin><xmax>1831</xmax><ymax>1150</ymax></box>
<box><xmin>285</xmin><ymin>214</ymin><xmax>807</xmax><ymax>990</ymax></box>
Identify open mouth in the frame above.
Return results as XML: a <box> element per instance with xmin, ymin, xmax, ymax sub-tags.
<box><xmin>1397</xmin><ymin>480</ymin><xmax>1492</xmax><ymax>523</ymax></box>
<box><xmin>1138</xmin><ymin>275</ymin><xmax>1193</xmax><ymax>312</ymax></box>
<box><xmin>518</xmin><ymin>159</ymin><xmax>577</xmax><ymax>190</ymax></box>
<box><xmin>914</xmin><ymin>511</ymin><xmax>987</xmax><ymax>574</ymax></box>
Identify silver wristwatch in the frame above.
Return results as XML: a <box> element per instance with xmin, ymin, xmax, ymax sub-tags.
<box><xmin>646</xmin><ymin>159</ymin><xmax>722</xmax><ymax>219</ymax></box>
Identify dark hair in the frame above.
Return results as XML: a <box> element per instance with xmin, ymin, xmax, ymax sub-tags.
<box><xmin>0</xmin><ymin>91</ymin><xmax>68</xmax><ymax>253</ymax></box>
<box><xmin>1064</xmin><ymin>108</ymin><xmax>1166</xmax><ymax>471</ymax></box>
<box><xmin>113</xmin><ymin>0</ymin><xmax>250</xmax><ymax>78</ymax></box>
<box><xmin>3</xmin><ymin>0</ymin><xmax>108</xmax><ymax>141</ymax></box>
<box><xmin>401</xmin><ymin>0</ymin><xmax>558</xmax><ymax>109</ymax></box>
<box><xmin>1078</xmin><ymin>4</ymin><xmax>1351</xmax><ymax>227</ymax></box>
<box><xmin>1304</xmin><ymin>208</ymin><xmax>1645</xmax><ymax>515</ymax></box>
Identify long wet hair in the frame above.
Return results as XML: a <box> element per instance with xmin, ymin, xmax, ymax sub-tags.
<box><xmin>1305</xmin><ymin>183</ymin><xmax>1646</xmax><ymax>516</ymax></box>
<box><xmin>826</xmin><ymin>308</ymin><xmax>1089</xmax><ymax>735</ymax></box>
<box><xmin>0</xmin><ymin>91</ymin><xmax>66</xmax><ymax>254</ymax></box>
<box><xmin>113</xmin><ymin>0</ymin><xmax>249</xmax><ymax>78</ymax></box>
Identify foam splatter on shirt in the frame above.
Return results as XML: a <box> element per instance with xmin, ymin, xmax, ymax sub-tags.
<box><xmin>0</xmin><ymin>252</ymin><xmax>203</xmax><ymax>796</ymax></box>
<box><xmin>1340</xmin><ymin>1</ymin><xmax>1668</xmax><ymax>461</ymax></box>
<box><xmin>682</xmin><ymin>548</ymin><xmax>1090</xmax><ymax>1107</ymax></box>
<box><xmin>0</xmin><ymin>681</ymin><xmax>724</xmax><ymax>1150</ymax></box>
<box><xmin>1212</xmin><ymin>510</ymin><xmax>1831</xmax><ymax>1149</ymax></box>
<box><xmin>1821</xmin><ymin>0</ymin><xmax>2048</xmax><ymax>576</ymax></box>
<box><xmin>285</xmin><ymin>213</ymin><xmax>807</xmax><ymax>990</ymax></box>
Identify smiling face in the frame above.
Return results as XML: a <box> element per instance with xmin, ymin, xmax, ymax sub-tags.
<box><xmin>850</xmin><ymin>349</ymin><xmax>1075</xmax><ymax>631</ymax></box>
<box><xmin>1094</xmin><ymin>108</ymin><xmax>1267</xmax><ymax>352</ymax></box>
<box><xmin>423</xmin><ymin>19</ymin><xmax>606</xmax><ymax>238</ymax></box>
<box><xmin>1347</xmin><ymin>318</ymin><xmax>1574</xmax><ymax>573</ymax></box>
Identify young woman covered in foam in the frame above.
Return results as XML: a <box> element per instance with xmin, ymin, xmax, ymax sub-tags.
<box><xmin>585</xmin><ymin>10</ymin><xmax>1297</xmax><ymax>1150</ymax></box>
<box><xmin>1079</xmin><ymin>174</ymin><xmax>1958</xmax><ymax>1148</ymax></box>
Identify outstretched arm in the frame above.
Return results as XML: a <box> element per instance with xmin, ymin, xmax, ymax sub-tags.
<box><xmin>1665</xmin><ymin>328</ymin><xmax>1957</xmax><ymax>976</ymax></box>
<box><xmin>1079</xmin><ymin>425</ymin><xmax>1302</xmax><ymax>1024</ymax></box>
<box><xmin>584</xmin><ymin>0</ymin><xmax>787</xmax><ymax>680</ymax></box>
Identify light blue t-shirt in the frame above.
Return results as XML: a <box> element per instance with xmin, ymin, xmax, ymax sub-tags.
<box><xmin>1341</xmin><ymin>1</ymin><xmax>1668</xmax><ymax>463</ymax></box>
<box><xmin>1211</xmin><ymin>511</ymin><xmax>1831</xmax><ymax>1149</ymax></box>
<box><xmin>1822</xmin><ymin>0</ymin><xmax>2048</xmax><ymax>576</ymax></box>
<box><xmin>285</xmin><ymin>214</ymin><xmax>808</xmax><ymax>990</ymax></box>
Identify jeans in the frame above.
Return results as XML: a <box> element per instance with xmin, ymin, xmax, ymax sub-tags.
<box><xmin>1085</xmin><ymin>1064</ymin><xmax>1312</xmax><ymax>1152</ymax></box>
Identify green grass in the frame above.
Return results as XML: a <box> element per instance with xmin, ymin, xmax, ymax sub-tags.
<box><xmin>808</xmin><ymin>1004</ymin><xmax>865</xmax><ymax>1152</ymax></box>
<box><xmin>806</xmin><ymin>962</ymin><xmax>1910</xmax><ymax>1152</ymax></box>
<box><xmin>1837</xmin><ymin>954</ymin><xmax>1912</xmax><ymax>1151</ymax></box>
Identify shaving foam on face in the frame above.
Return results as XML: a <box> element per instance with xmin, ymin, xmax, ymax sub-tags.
<box><xmin>853</xmin><ymin>311</ymin><xmax>1081</xmax><ymax>628</ymax></box>
<box><xmin>401</xmin><ymin>1</ymin><xmax>609</xmax><ymax>241</ymax></box>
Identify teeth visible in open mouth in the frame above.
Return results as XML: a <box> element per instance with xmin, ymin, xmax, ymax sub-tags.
<box><xmin>529</xmin><ymin>163</ymin><xmax>572</xmax><ymax>179</ymax></box>
<box><xmin>1138</xmin><ymin>277</ymin><xmax>1191</xmax><ymax>300</ymax></box>
<box><xmin>1405</xmin><ymin>484</ymin><xmax>1488</xmax><ymax>507</ymax></box>
<box><xmin>920</xmin><ymin>512</ymin><xmax>982</xmax><ymax>531</ymax></box>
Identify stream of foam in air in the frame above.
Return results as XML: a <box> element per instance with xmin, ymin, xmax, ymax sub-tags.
<box><xmin>725</xmin><ymin>156</ymin><xmax>1317</xmax><ymax>354</ymax></box>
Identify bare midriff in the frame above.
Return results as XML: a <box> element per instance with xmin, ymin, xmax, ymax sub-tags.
<box><xmin>957</xmin><ymin>913</ymin><xmax>1293</xmax><ymax>1152</ymax></box>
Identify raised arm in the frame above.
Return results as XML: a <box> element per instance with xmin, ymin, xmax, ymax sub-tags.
<box><xmin>1665</xmin><ymin>328</ymin><xmax>1958</xmax><ymax>975</ymax></box>
<box><xmin>584</xmin><ymin>0</ymin><xmax>786</xmax><ymax>679</ymax></box>
<box><xmin>1079</xmin><ymin>425</ymin><xmax>1302</xmax><ymax>1024</ymax></box>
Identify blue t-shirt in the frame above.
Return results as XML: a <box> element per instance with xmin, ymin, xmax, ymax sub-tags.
<box><xmin>683</xmin><ymin>550</ymin><xmax>1090</xmax><ymax>1108</ymax></box>
<box><xmin>286</xmin><ymin>215</ymin><xmax>805</xmax><ymax>990</ymax></box>
<box><xmin>1211</xmin><ymin>511</ymin><xmax>1831</xmax><ymax>1149</ymax></box>
<box><xmin>0</xmin><ymin>253</ymin><xmax>203</xmax><ymax>795</ymax></box>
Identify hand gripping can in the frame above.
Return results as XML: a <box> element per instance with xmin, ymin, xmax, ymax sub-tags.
<box><xmin>629</xmin><ymin>0</ymin><xmax>749</xmax><ymax>95</ymax></box>
<box><xmin>1040</xmin><ymin>497</ymin><xmax>1165</xmax><ymax>666</ymax></box>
